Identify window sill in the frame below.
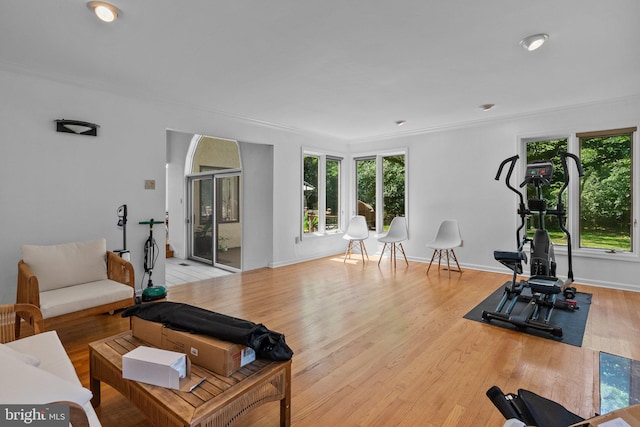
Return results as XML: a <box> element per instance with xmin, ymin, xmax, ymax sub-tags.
<box><xmin>550</xmin><ymin>245</ymin><xmax>639</xmax><ymax>263</ymax></box>
<box><xmin>302</xmin><ymin>230</ymin><xmax>344</xmax><ymax>240</ymax></box>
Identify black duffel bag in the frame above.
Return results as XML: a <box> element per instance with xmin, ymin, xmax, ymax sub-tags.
<box><xmin>122</xmin><ymin>302</ymin><xmax>293</xmax><ymax>361</ymax></box>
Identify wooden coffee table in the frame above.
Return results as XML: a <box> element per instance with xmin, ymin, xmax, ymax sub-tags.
<box><xmin>89</xmin><ymin>331</ymin><xmax>291</xmax><ymax>427</ymax></box>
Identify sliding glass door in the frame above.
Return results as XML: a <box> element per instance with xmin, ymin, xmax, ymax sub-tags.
<box><xmin>214</xmin><ymin>173</ymin><xmax>241</xmax><ymax>270</ymax></box>
<box><xmin>188</xmin><ymin>173</ymin><xmax>241</xmax><ymax>271</ymax></box>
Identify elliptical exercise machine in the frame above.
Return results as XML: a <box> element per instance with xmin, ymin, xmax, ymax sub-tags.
<box><xmin>481</xmin><ymin>151</ymin><xmax>584</xmax><ymax>337</ymax></box>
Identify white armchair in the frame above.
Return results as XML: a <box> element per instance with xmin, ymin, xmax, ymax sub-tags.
<box><xmin>16</xmin><ymin>238</ymin><xmax>135</xmax><ymax>332</ymax></box>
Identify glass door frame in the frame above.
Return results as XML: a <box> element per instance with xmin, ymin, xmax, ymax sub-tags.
<box><xmin>213</xmin><ymin>172</ymin><xmax>241</xmax><ymax>272</ymax></box>
<box><xmin>187</xmin><ymin>169</ymin><xmax>242</xmax><ymax>272</ymax></box>
<box><xmin>188</xmin><ymin>174</ymin><xmax>214</xmax><ymax>264</ymax></box>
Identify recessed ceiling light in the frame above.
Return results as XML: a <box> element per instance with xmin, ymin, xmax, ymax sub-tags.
<box><xmin>395</xmin><ymin>120</ymin><xmax>406</xmax><ymax>126</ymax></box>
<box><xmin>480</xmin><ymin>104</ymin><xmax>495</xmax><ymax>111</ymax></box>
<box><xmin>520</xmin><ymin>33</ymin><xmax>549</xmax><ymax>51</ymax></box>
<box><xmin>87</xmin><ymin>1</ymin><xmax>120</xmax><ymax>23</ymax></box>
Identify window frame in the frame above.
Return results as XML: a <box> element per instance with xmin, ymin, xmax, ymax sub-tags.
<box><xmin>576</xmin><ymin>128</ymin><xmax>636</xmax><ymax>253</ymax></box>
<box><xmin>301</xmin><ymin>148</ymin><xmax>344</xmax><ymax>239</ymax></box>
<box><xmin>519</xmin><ymin>129</ymin><xmax>639</xmax><ymax>262</ymax></box>
<box><xmin>352</xmin><ymin>149</ymin><xmax>408</xmax><ymax>234</ymax></box>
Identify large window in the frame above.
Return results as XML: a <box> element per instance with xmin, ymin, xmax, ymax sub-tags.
<box><xmin>524</xmin><ymin>138</ymin><xmax>569</xmax><ymax>245</ymax></box>
<box><xmin>524</xmin><ymin>127</ymin><xmax>636</xmax><ymax>254</ymax></box>
<box><xmin>382</xmin><ymin>155</ymin><xmax>406</xmax><ymax>230</ymax></box>
<box><xmin>578</xmin><ymin>129</ymin><xmax>634</xmax><ymax>252</ymax></box>
<box><xmin>303</xmin><ymin>154</ymin><xmax>319</xmax><ymax>233</ymax></box>
<box><xmin>355</xmin><ymin>152</ymin><xmax>406</xmax><ymax>232</ymax></box>
<box><xmin>326</xmin><ymin>157</ymin><xmax>340</xmax><ymax>230</ymax></box>
<box><xmin>355</xmin><ymin>157</ymin><xmax>376</xmax><ymax>230</ymax></box>
<box><xmin>302</xmin><ymin>152</ymin><xmax>342</xmax><ymax>235</ymax></box>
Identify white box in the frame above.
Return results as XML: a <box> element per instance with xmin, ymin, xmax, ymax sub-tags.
<box><xmin>122</xmin><ymin>346</ymin><xmax>203</xmax><ymax>391</ymax></box>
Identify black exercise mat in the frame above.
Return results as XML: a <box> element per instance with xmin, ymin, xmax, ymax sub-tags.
<box><xmin>464</xmin><ymin>283</ymin><xmax>592</xmax><ymax>347</ymax></box>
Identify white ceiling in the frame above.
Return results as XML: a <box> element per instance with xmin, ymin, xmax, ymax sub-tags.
<box><xmin>2</xmin><ymin>1</ymin><xmax>639</xmax><ymax>142</ymax></box>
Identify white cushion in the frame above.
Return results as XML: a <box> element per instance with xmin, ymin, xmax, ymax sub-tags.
<box><xmin>22</xmin><ymin>238</ymin><xmax>108</xmax><ymax>291</ymax></box>
<box><xmin>0</xmin><ymin>342</ymin><xmax>40</xmax><ymax>366</ymax></box>
<box><xmin>39</xmin><ymin>279</ymin><xmax>133</xmax><ymax>319</ymax></box>
<box><xmin>0</xmin><ymin>344</ymin><xmax>92</xmax><ymax>407</ymax></box>
<box><xmin>6</xmin><ymin>331</ymin><xmax>79</xmax><ymax>384</ymax></box>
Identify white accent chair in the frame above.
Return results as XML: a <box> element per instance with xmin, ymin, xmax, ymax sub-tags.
<box><xmin>426</xmin><ymin>219</ymin><xmax>463</xmax><ymax>277</ymax></box>
<box><xmin>377</xmin><ymin>216</ymin><xmax>408</xmax><ymax>267</ymax></box>
<box><xmin>343</xmin><ymin>215</ymin><xmax>370</xmax><ymax>263</ymax></box>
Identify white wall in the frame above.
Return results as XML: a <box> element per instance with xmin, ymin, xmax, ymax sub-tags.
<box><xmin>356</xmin><ymin>96</ymin><xmax>640</xmax><ymax>291</ymax></box>
<box><xmin>166</xmin><ymin>130</ymin><xmax>193</xmax><ymax>259</ymax></box>
<box><xmin>0</xmin><ymin>69</ymin><xmax>344</xmax><ymax>304</ymax></box>
<box><xmin>239</xmin><ymin>141</ymin><xmax>274</xmax><ymax>270</ymax></box>
<box><xmin>2</xmin><ymin>66</ymin><xmax>638</xmax><ymax>305</ymax></box>
<box><xmin>1</xmin><ymin>70</ymin><xmax>166</xmax><ymax>303</ymax></box>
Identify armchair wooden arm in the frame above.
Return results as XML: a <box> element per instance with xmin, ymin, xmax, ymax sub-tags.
<box><xmin>16</xmin><ymin>260</ymin><xmax>40</xmax><ymax>307</ymax></box>
<box><xmin>0</xmin><ymin>303</ymin><xmax>43</xmax><ymax>343</ymax></box>
<box><xmin>107</xmin><ymin>251</ymin><xmax>135</xmax><ymax>288</ymax></box>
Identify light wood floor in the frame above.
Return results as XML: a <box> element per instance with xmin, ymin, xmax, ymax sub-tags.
<box><xmin>48</xmin><ymin>255</ymin><xmax>640</xmax><ymax>426</ymax></box>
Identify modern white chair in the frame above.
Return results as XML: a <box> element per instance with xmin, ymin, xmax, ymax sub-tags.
<box><xmin>426</xmin><ymin>219</ymin><xmax>463</xmax><ymax>277</ymax></box>
<box><xmin>343</xmin><ymin>215</ymin><xmax>369</xmax><ymax>263</ymax></box>
<box><xmin>377</xmin><ymin>216</ymin><xmax>408</xmax><ymax>267</ymax></box>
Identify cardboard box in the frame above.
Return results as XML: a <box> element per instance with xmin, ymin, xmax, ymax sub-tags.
<box><xmin>131</xmin><ymin>316</ymin><xmax>256</xmax><ymax>377</ymax></box>
<box><xmin>122</xmin><ymin>346</ymin><xmax>204</xmax><ymax>391</ymax></box>
<box><xmin>570</xmin><ymin>404</ymin><xmax>640</xmax><ymax>426</ymax></box>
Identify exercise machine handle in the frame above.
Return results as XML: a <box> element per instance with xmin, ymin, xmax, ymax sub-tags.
<box><xmin>560</xmin><ymin>152</ymin><xmax>584</xmax><ymax>177</ymax></box>
<box><xmin>495</xmin><ymin>155</ymin><xmax>518</xmax><ymax>181</ymax></box>
<box><xmin>496</xmin><ymin>155</ymin><xmax>527</xmax><ymax>248</ymax></box>
<box><xmin>495</xmin><ymin>155</ymin><xmax>524</xmax><ymax>202</ymax></box>
<box><xmin>556</xmin><ymin>152</ymin><xmax>584</xmax><ymax>282</ymax></box>
<box><xmin>556</xmin><ymin>152</ymin><xmax>584</xmax><ymax>210</ymax></box>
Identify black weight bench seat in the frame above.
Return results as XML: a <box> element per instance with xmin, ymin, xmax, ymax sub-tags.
<box><xmin>494</xmin><ymin>250</ymin><xmax>526</xmax><ymax>274</ymax></box>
